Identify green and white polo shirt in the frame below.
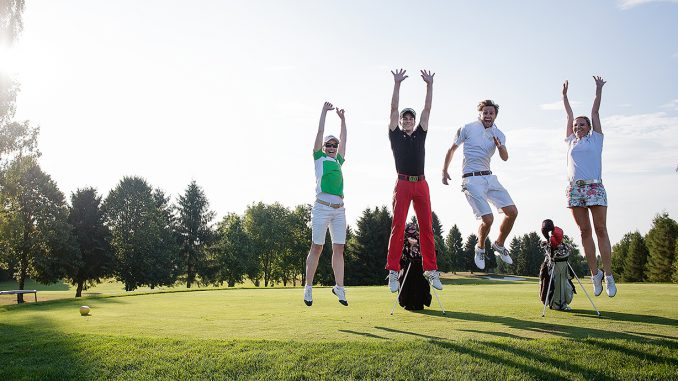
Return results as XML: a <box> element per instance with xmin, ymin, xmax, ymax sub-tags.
<box><xmin>313</xmin><ymin>150</ymin><xmax>344</xmax><ymax>197</ymax></box>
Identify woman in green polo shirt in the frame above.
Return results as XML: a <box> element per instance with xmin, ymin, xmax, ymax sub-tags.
<box><xmin>304</xmin><ymin>101</ymin><xmax>348</xmax><ymax>307</ymax></box>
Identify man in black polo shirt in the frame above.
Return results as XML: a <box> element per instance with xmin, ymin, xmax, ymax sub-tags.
<box><xmin>386</xmin><ymin>68</ymin><xmax>442</xmax><ymax>293</ymax></box>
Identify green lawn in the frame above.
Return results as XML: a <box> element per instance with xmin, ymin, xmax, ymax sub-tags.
<box><xmin>1</xmin><ymin>275</ymin><xmax>676</xmax><ymax>380</ymax></box>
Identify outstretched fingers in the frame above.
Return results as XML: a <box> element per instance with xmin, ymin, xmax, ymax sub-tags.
<box><xmin>593</xmin><ymin>75</ymin><xmax>606</xmax><ymax>88</ymax></box>
<box><xmin>391</xmin><ymin>68</ymin><xmax>408</xmax><ymax>82</ymax></box>
<box><xmin>336</xmin><ymin>108</ymin><xmax>345</xmax><ymax>119</ymax></box>
<box><xmin>420</xmin><ymin>69</ymin><xmax>435</xmax><ymax>83</ymax></box>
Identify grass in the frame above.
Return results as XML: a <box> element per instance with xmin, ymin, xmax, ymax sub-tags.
<box><xmin>1</xmin><ymin>274</ymin><xmax>677</xmax><ymax>380</ymax></box>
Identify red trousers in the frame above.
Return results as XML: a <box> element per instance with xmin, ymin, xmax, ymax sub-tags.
<box><xmin>386</xmin><ymin>179</ymin><xmax>437</xmax><ymax>271</ymax></box>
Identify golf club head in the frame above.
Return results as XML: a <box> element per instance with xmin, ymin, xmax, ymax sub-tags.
<box><xmin>541</xmin><ymin>219</ymin><xmax>555</xmax><ymax>240</ymax></box>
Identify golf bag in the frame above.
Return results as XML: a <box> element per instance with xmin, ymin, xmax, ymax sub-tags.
<box><xmin>398</xmin><ymin>223</ymin><xmax>432</xmax><ymax>310</ymax></box>
<box><xmin>539</xmin><ymin>220</ymin><xmax>576</xmax><ymax>311</ymax></box>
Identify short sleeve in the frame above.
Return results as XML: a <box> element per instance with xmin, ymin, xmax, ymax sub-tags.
<box><xmin>313</xmin><ymin>150</ymin><xmax>324</xmax><ymax>160</ymax></box>
<box><xmin>453</xmin><ymin>126</ymin><xmax>465</xmax><ymax>146</ymax></box>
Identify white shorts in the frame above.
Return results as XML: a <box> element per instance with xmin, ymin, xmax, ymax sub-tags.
<box><xmin>461</xmin><ymin>175</ymin><xmax>515</xmax><ymax>219</ymax></box>
<box><xmin>311</xmin><ymin>202</ymin><xmax>347</xmax><ymax>245</ymax></box>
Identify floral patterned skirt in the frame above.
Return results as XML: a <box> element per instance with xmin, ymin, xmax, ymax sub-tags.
<box><xmin>566</xmin><ymin>182</ymin><xmax>608</xmax><ymax>208</ymax></box>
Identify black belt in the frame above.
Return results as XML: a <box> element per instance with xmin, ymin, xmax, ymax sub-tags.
<box><xmin>398</xmin><ymin>174</ymin><xmax>425</xmax><ymax>182</ymax></box>
<box><xmin>462</xmin><ymin>171</ymin><xmax>492</xmax><ymax>178</ymax></box>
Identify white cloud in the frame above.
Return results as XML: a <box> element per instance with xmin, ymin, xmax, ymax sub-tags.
<box><xmin>618</xmin><ymin>0</ymin><xmax>678</xmax><ymax>9</ymax></box>
<box><xmin>540</xmin><ymin>100</ymin><xmax>581</xmax><ymax>111</ymax></box>
<box><xmin>661</xmin><ymin>99</ymin><xmax>678</xmax><ymax>111</ymax></box>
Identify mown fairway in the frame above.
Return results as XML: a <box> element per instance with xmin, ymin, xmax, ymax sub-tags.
<box><xmin>1</xmin><ymin>275</ymin><xmax>677</xmax><ymax>380</ymax></box>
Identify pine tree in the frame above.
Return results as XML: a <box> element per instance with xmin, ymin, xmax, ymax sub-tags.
<box><xmin>345</xmin><ymin>206</ymin><xmax>391</xmax><ymax>286</ymax></box>
<box><xmin>445</xmin><ymin>225</ymin><xmax>464</xmax><ymax>273</ymax></box>
<box><xmin>463</xmin><ymin>234</ymin><xmax>479</xmax><ymax>273</ymax></box>
<box><xmin>645</xmin><ymin>213</ymin><xmax>678</xmax><ymax>282</ymax></box>
<box><xmin>611</xmin><ymin>232</ymin><xmax>633</xmax><ymax>280</ymax></box>
<box><xmin>623</xmin><ymin>231</ymin><xmax>649</xmax><ymax>282</ymax></box>
<box><xmin>431</xmin><ymin>211</ymin><xmax>450</xmax><ymax>272</ymax></box>
<box><xmin>484</xmin><ymin>238</ymin><xmax>497</xmax><ymax>272</ymax></box>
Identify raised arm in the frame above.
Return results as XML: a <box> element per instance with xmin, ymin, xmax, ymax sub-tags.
<box><xmin>419</xmin><ymin>69</ymin><xmax>434</xmax><ymax>131</ymax></box>
<box><xmin>389</xmin><ymin>69</ymin><xmax>408</xmax><ymax>131</ymax></box>
<box><xmin>563</xmin><ymin>80</ymin><xmax>574</xmax><ymax>137</ymax></box>
<box><xmin>336</xmin><ymin>107</ymin><xmax>347</xmax><ymax>158</ymax></box>
<box><xmin>591</xmin><ymin>76</ymin><xmax>606</xmax><ymax>134</ymax></box>
<box><xmin>442</xmin><ymin>143</ymin><xmax>459</xmax><ymax>185</ymax></box>
<box><xmin>314</xmin><ymin>102</ymin><xmax>334</xmax><ymax>152</ymax></box>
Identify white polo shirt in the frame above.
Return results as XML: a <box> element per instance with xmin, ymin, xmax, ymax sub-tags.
<box><xmin>454</xmin><ymin>120</ymin><xmax>506</xmax><ymax>174</ymax></box>
<box><xmin>566</xmin><ymin>131</ymin><xmax>603</xmax><ymax>182</ymax></box>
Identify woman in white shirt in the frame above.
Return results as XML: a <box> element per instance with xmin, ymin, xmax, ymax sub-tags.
<box><xmin>563</xmin><ymin>76</ymin><xmax>616</xmax><ymax>298</ymax></box>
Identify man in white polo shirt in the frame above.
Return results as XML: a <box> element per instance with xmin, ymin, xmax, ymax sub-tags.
<box><xmin>304</xmin><ymin>101</ymin><xmax>348</xmax><ymax>307</ymax></box>
<box><xmin>441</xmin><ymin>100</ymin><xmax>518</xmax><ymax>270</ymax></box>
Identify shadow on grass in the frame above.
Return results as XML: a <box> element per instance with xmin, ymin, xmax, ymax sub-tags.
<box><xmin>408</xmin><ymin>309</ymin><xmax>678</xmax><ymax>343</ymax></box>
<box><xmin>338</xmin><ymin>329</ymin><xmax>391</xmax><ymax>340</ymax></box>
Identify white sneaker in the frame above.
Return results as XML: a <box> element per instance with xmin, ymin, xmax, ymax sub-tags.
<box><xmin>492</xmin><ymin>242</ymin><xmax>513</xmax><ymax>265</ymax></box>
<box><xmin>474</xmin><ymin>246</ymin><xmax>486</xmax><ymax>270</ymax></box>
<box><xmin>332</xmin><ymin>286</ymin><xmax>348</xmax><ymax>306</ymax></box>
<box><xmin>303</xmin><ymin>286</ymin><xmax>312</xmax><ymax>306</ymax></box>
<box><xmin>388</xmin><ymin>270</ymin><xmax>399</xmax><ymax>293</ymax></box>
<box><xmin>605</xmin><ymin>275</ymin><xmax>617</xmax><ymax>297</ymax></box>
<box><xmin>591</xmin><ymin>270</ymin><xmax>603</xmax><ymax>297</ymax></box>
<box><xmin>424</xmin><ymin>270</ymin><xmax>443</xmax><ymax>290</ymax></box>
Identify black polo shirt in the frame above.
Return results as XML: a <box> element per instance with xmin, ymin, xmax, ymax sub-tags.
<box><xmin>389</xmin><ymin>125</ymin><xmax>426</xmax><ymax>176</ymax></box>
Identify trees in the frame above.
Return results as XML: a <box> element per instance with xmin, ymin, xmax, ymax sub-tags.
<box><xmin>345</xmin><ymin>206</ymin><xmax>391</xmax><ymax>286</ymax></box>
<box><xmin>463</xmin><ymin>234</ymin><xmax>479</xmax><ymax>273</ymax></box>
<box><xmin>0</xmin><ymin>156</ymin><xmax>78</xmax><ymax>302</ymax></box>
<box><xmin>210</xmin><ymin>213</ymin><xmax>252</xmax><ymax>287</ymax></box>
<box><xmin>103</xmin><ymin>177</ymin><xmax>178</xmax><ymax>291</ymax></box>
<box><xmin>623</xmin><ymin>232</ymin><xmax>649</xmax><ymax>282</ymax></box>
<box><xmin>176</xmin><ymin>181</ymin><xmax>215</xmax><ymax>288</ymax></box>
<box><xmin>611</xmin><ymin>232</ymin><xmax>632</xmax><ymax>279</ymax></box>
<box><xmin>483</xmin><ymin>238</ymin><xmax>497</xmax><ymax>273</ymax></box>
<box><xmin>644</xmin><ymin>213</ymin><xmax>678</xmax><ymax>283</ymax></box>
<box><xmin>67</xmin><ymin>188</ymin><xmax>115</xmax><ymax>297</ymax></box>
<box><xmin>445</xmin><ymin>225</ymin><xmax>464</xmax><ymax>273</ymax></box>
<box><xmin>243</xmin><ymin>202</ymin><xmax>291</xmax><ymax>287</ymax></box>
<box><xmin>431</xmin><ymin>211</ymin><xmax>451</xmax><ymax>272</ymax></box>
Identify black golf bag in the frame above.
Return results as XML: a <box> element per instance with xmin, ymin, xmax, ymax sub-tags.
<box><xmin>398</xmin><ymin>224</ymin><xmax>432</xmax><ymax>310</ymax></box>
<box><xmin>539</xmin><ymin>220</ymin><xmax>576</xmax><ymax>311</ymax></box>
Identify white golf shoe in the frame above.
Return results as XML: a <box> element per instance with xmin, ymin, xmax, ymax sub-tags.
<box><xmin>474</xmin><ymin>246</ymin><xmax>486</xmax><ymax>270</ymax></box>
<box><xmin>332</xmin><ymin>286</ymin><xmax>348</xmax><ymax>306</ymax></box>
<box><xmin>304</xmin><ymin>286</ymin><xmax>312</xmax><ymax>306</ymax></box>
<box><xmin>388</xmin><ymin>270</ymin><xmax>399</xmax><ymax>293</ymax></box>
<box><xmin>605</xmin><ymin>275</ymin><xmax>617</xmax><ymax>297</ymax></box>
<box><xmin>591</xmin><ymin>269</ymin><xmax>604</xmax><ymax>297</ymax></box>
<box><xmin>424</xmin><ymin>270</ymin><xmax>443</xmax><ymax>290</ymax></box>
<box><xmin>492</xmin><ymin>242</ymin><xmax>513</xmax><ymax>265</ymax></box>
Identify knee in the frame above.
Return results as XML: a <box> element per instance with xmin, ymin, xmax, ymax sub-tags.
<box><xmin>481</xmin><ymin>214</ymin><xmax>494</xmax><ymax>226</ymax></box>
<box><xmin>310</xmin><ymin>243</ymin><xmax>323</xmax><ymax>254</ymax></box>
<box><xmin>578</xmin><ymin>225</ymin><xmax>593</xmax><ymax>239</ymax></box>
<box><xmin>593</xmin><ymin>223</ymin><xmax>608</xmax><ymax>238</ymax></box>
<box><xmin>505</xmin><ymin>206</ymin><xmax>518</xmax><ymax>219</ymax></box>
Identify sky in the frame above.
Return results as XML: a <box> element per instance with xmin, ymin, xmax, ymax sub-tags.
<box><xmin>2</xmin><ymin>0</ymin><xmax>677</xmax><ymax>247</ymax></box>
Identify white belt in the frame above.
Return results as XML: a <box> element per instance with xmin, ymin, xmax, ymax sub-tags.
<box><xmin>571</xmin><ymin>179</ymin><xmax>603</xmax><ymax>186</ymax></box>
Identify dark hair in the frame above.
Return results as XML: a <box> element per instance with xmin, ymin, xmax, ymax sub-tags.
<box><xmin>575</xmin><ymin>115</ymin><xmax>591</xmax><ymax>127</ymax></box>
<box><xmin>477</xmin><ymin>99</ymin><xmax>499</xmax><ymax>114</ymax></box>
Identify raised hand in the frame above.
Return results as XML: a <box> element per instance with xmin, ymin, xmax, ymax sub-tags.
<box><xmin>562</xmin><ymin>80</ymin><xmax>569</xmax><ymax>96</ymax></box>
<box><xmin>593</xmin><ymin>76</ymin><xmax>606</xmax><ymax>89</ymax></box>
<box><xmin>336</xmin><ymin>108</ymin><xmax>345</xmax><ymax>120</ymax></box>
<box><xmin>323</xmin><ymin>101</ymin><xmax>335</xmax><ymax>112</ymax></box>
<box><xmin>421</xmin><ymin>69</ymin><xmax>435</xmax><ymax>85</ymax></box>
<box><xmin>391</xmin><ymin>68</ymin><xmax>408</xmax><ymax>83</ymax></box>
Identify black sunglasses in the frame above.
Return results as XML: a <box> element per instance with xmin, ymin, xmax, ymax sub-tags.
<box><xmin>324</xmin><ymin>143</ymin><xmax>338</xmax><ymax>148</ymax></box>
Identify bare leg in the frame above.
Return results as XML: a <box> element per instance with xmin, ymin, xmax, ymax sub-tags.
<box><xmin>571</xmin><ymin>207</ymin><xmax>598</xmax><ymax>276</ymax></box>
<box><xmin>496</xmin><ymin>205</ymin><xmax>518</xmax><ymax>247</ymax></box>
<box><xmin>477</xmin><ymin>214</ymin><xmax>494</xmax><ymax>249</ymax></box>
<box><xmin>305</xmin><ymin>243</ymin><xmax>323</xmax><ymax>286</ymax></box>
<box><xmin>332</xmin><ymin>243</ymin><xmax>345</xmax><ymax>287</ymax></box>
<box><xmin>590</xmin><ymin>206</ymin><xmax>612</xmax><ymax>276</ymax></box>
